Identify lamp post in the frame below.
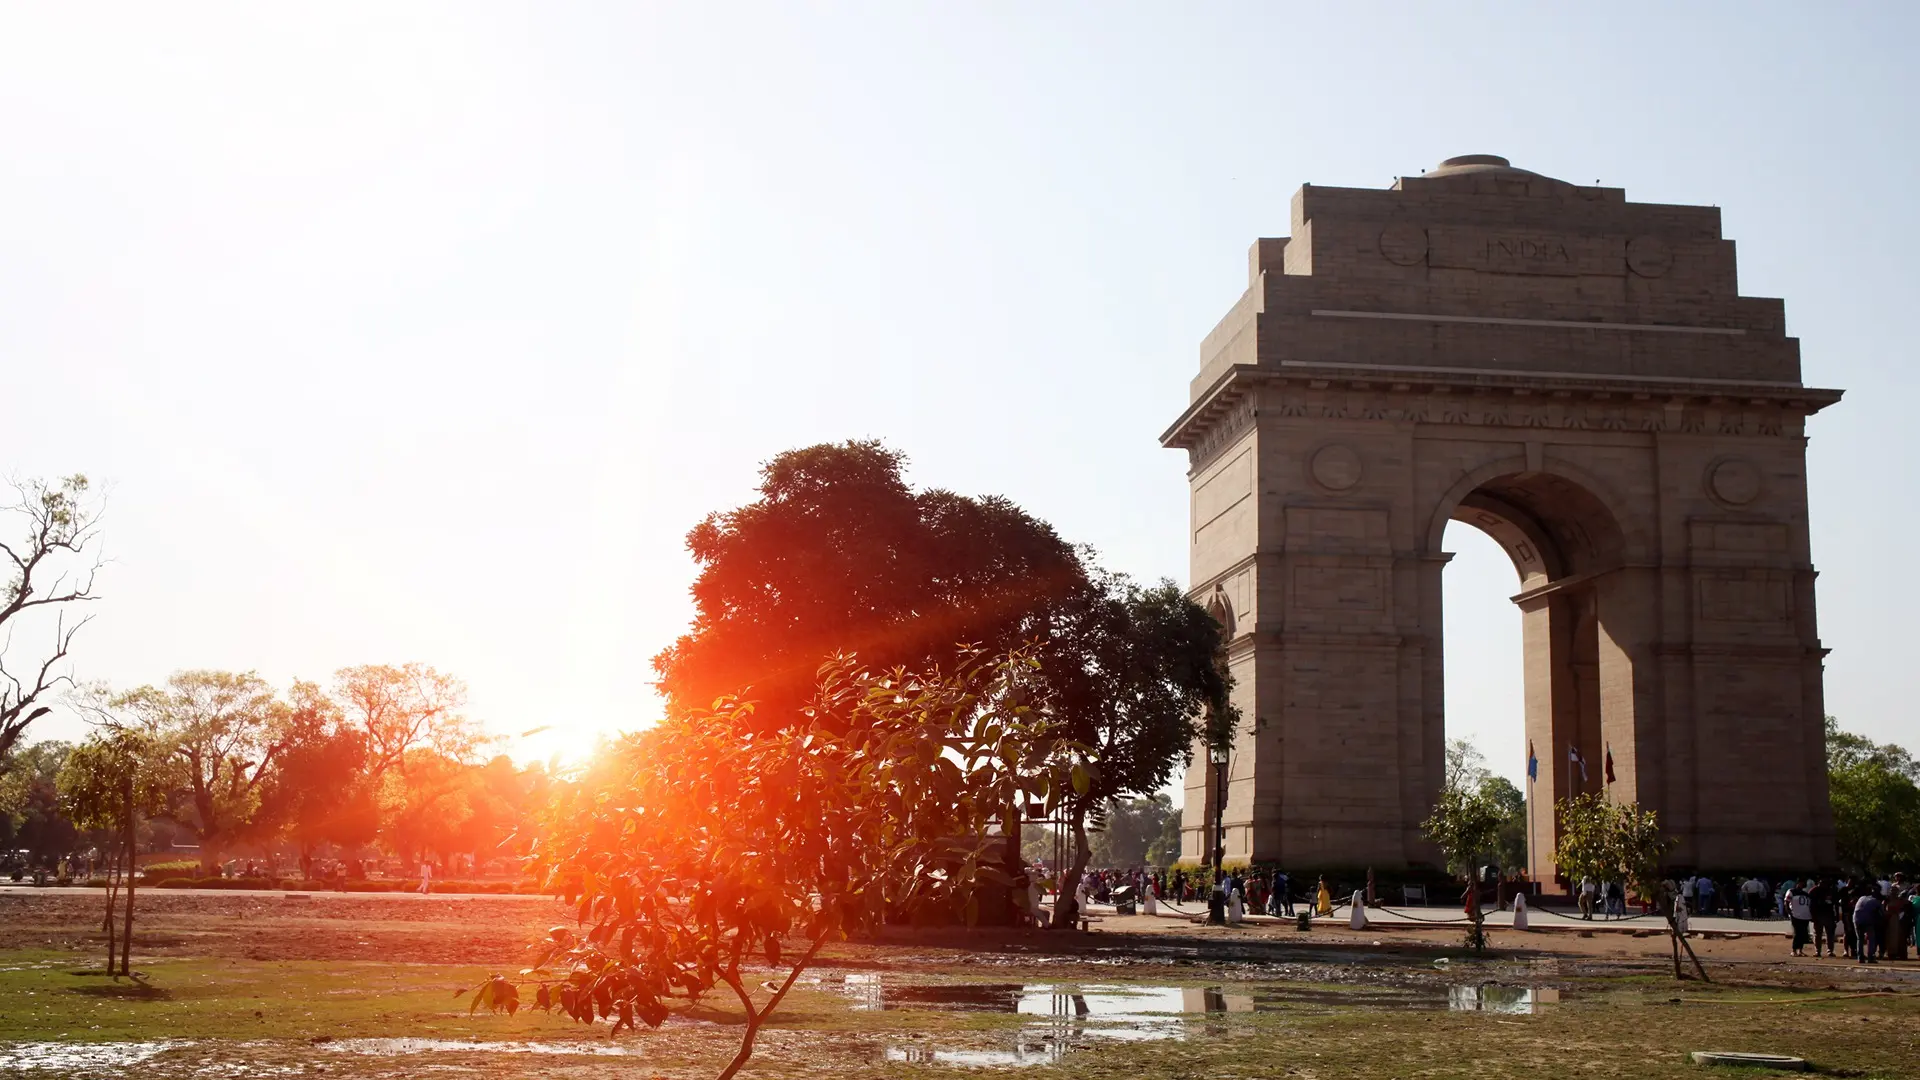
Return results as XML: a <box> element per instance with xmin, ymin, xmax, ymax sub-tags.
<box><xmin>1208</xmin><ymin>743</ymin><xmax>1229</xmax><ymax>925</ymax></box>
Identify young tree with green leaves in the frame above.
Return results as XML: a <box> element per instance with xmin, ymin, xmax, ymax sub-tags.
<box><xmin>1420</xmin><ymin>780</ymin><xmax>1506</xmax><ymax>952</ymax></box>
<box><xmin>508</xmin><ymin>649</ymin><xmax>1079</xmax><ymax>1080</ymax></box>
<box><xmin>58</xmin><ymin>729</ymin><xmax>169</xmax><ymax>977</ymax></box>
<box><xmin>1553</xmin><ymin>794</ymin><xmax>1691</xmax><ymax>978</ymax></box>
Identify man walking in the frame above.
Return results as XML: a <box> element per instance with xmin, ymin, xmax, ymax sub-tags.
<box><xmin>1854</xmin><ymin>889</ymin><xmax>1884</xmax><ymax>964</ymax></box>
<box><xmin>1811</xmin><ymin>878</ymin><xmax>1839</xmax><ymax>958</ymax></box>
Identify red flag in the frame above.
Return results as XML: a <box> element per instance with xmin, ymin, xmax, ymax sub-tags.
<box><xmin>1604</xmin><ymin>744</ymin><xmax>1616</xmax><ymax>785</ymax></box>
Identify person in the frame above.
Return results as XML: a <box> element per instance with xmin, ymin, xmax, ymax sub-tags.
<box><xmin>1143</xmin><ymin>880</ymin><xmax>1158</xmax><ymax>918</ymax></box>
<box><xmin>1786</xmin><ymin>881</ymin><xmax>1812</xmax><ymax>956</ymax></box>
<box><xmin>1316</xmin><ymin>876</ymin><xmax>1333</xmax><ymax>917</ymax></box>
<box><xmin>1606</xmin><ymin>880</ymin><xmax>1625</xmax><ymax>919</ymax></box>
<box><xmin>1578</xmin><ymin>877</ymin><xmax>1597</xmax><ymax>920</ymax></box>
<box><xmin>1228</xmin><ymin>880</ymin><xmax>1245</xmax><ymax>925</ymax></box>
<box><xmin>1854</xmin><ymin>889</ymin><xmax>1884</xmax><ymax>964</ymax></box>
<box><xmin>1277</xmin><ymin>870</ymin><xmax>1293</xmax><ymax>916</ymax></box>
<box><xmin>1350</xmin><ymin>889</ymin><xmax>1368</xmax><ymax>930</ymax></box>
<box><xmin>418</xmin><ymin>859</ymin><xmax>432</xmax><ymax>895</ymax></box>
<box><xmin>1512</xmin><ymin>891</ymin><xmax>1529</xmax><ymax>931</ymax></box>
<box><xmin>1841</xmin><ymin>881</ymin><xmax>1862</xmax><ymax>959</ymax></box>
<box><xmin>1882</xmin><ymin>877</ymin><xmax>1907</xmax><ymax>962</ymax></box>
<box><xmin>1810</xmin><ymin>878</ymin><xmax>1839</xmax><ymax>958</ymax></box>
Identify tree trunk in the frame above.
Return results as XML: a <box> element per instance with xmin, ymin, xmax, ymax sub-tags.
<box><xmin>1053</xmin><ymin>809</ymin><xmax>1092</xmax><ymax>930</ymax></box>
<box><xmin>102</xmin><ymin>837</ymin><xmax>119</xmax><ymax>978</ymax></box>
<box><xmin>120</xmin><ymin>779</ymin><xmax>136</xmax><ymax>977</ymax></box>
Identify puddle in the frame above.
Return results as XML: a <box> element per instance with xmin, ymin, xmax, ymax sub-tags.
<box><xmin>847</xmin><ymin>977</ymin><xmax>1564</xmax><ymax>1066</ymax></box>
<box><xmin>0</xmin><ymin>1041</ymin><xmax>189</xmax><ymax>1071</ymax></box>
<box><xmin>1448</xmin><ymin>985</ymin><xmax>1560</xmax><ymax>1014</ymax></box>
<box><xmin>317</xmin><ymin>1038</ymin><xmax>639</xmax><ymax>1056</ymax></box>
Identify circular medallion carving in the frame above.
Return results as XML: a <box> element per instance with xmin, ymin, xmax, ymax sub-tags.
<box><xmin>1626</xmin><ymin>234</ymin><xmax>1673</xmax><ymax>278</ymax></box>
<box><xmin>1707</xmin><ymin>458</ymin><xmax>1762</xmax><ymax>506</ymax></box>
<box><xmin>1379</xmin><ymin>223</ymin><xmax>1428</xmax><ymax>266</ymax></box>
<box><xmin>1310</xmin><ymin>444</ymin><xmax>1363</xmax><ymax>492</ymax></box>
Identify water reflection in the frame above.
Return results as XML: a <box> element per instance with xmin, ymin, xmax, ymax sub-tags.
<box><xmin>1447</xmin><ymin>985</ymin><xmax>1560</xmax><ymax>1014</ymax></box>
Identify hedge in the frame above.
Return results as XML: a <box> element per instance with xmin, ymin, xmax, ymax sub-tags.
<box><xmin>137</xmin><ymin>876</ymin><xmax>541</xmax><ymax>893</ymax></box>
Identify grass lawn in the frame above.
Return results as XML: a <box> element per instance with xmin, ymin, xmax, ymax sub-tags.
<box><xmin>2</xmin><ymin>889</ymin><xmax>1917</xmax><ymax>1078</ymax></box>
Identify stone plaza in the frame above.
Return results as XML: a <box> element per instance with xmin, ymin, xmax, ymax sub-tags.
<box><xmin>1165</xmin><ymin>155</ymin><xmax>1843</xmax><ymax>879</ymax></box>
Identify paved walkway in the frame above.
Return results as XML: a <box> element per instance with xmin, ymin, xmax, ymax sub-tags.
<box><xmin>1079</xmin><ymin>897</ymin><xmax>1791</xmax><ymax>936</ymax></box>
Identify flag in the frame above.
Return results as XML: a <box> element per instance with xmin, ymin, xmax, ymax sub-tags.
<box><xmin>1569</xmin><ymin>745</ymin><xmax>1588</xmax><ymax>783</ymax></box>
<box><xmin>1526</xmin><ymin>741</ymin><xmax>1538</xmax><ymax>782</ymax></box>
<box><xmin>1604</xmin><ymin>744</ymin><xmax>1616</xmax><ymax>785</ymax></box>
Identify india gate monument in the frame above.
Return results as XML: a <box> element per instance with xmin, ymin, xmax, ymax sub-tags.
<box><xmin>1164</xmin><ymin>154</ymin><xmax>1843</xmax><ymax>879</ymax></box>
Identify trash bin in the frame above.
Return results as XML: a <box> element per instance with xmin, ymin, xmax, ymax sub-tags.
<box><xmin>1295</xmin><ymin>912</ymin><xmax>1312</xmax><ymax>932</ymax></box>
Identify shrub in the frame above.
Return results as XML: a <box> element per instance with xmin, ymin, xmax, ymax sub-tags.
<box><xmin>140</xmin><ymin>859</ymin><xmax>202</xmax><ymax>878</ymax></box>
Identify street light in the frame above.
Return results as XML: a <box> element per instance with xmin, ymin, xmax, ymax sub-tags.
<box><xmin>1208</xmin><ymin>743</ymin><xmax>1229</xmax><ymax>925</ymax></box>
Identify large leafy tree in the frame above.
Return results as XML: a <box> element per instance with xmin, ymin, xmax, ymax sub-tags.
<box><xmin>508</xmin><ymin>649</ymin><xmax>1076</xmax><ymax>1080</ymax></box>
<box><xmin>1044</xmin><ymin>575</ymin><xmax>1235</xmax><ymax>926</ymax></box>
<box><xmin>1826</xmin><ymin>716</ymin><xmax>1920</xmax><ymax>874</ymax></box>
<box><xmin>110</xmin><ymin>671</ymin><xmax>288</xmax><ymax>871</ymax></box>
<box><xmin>0</xmin><ymin>740</ymin><xmax>77</xmax><ymax>865</ymax></box>
<box><xmin>251</xmin><ymin>682</ymin><xmax>378</xmax><ymax>873</ymax></box>
<box><xmin>334</xmin><ymin>663</ymin><xmax>475</xmax><ymax>779</ymax></box>
<box><xmin>1443</xmin><ymin>738</ymin><xmax>1527</xmax><ymax>871</ymax></box>
<box><xmin>651</xmin><ymin>441</ymin><xmax>1086</xmax><ymax>724</ymax></box>
<box><xmin>1087</xmin><ymin>794</ymin><xmax>1179</xmax><ymax>868</ymax></box>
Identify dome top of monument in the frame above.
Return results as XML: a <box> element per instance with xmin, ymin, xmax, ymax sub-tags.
<box><xmin>1423</xmin><ymin>154</ymin><xmax>1548</xmax><ymax>181</ymax></box>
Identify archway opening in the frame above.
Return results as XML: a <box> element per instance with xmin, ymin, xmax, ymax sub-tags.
<box><xmin>1441</xmin><ymin>521</ymin><xmax>1527</xmax><ymax>789</ymax></box>
<box><xmin>1436</xmin><ymin>467</ymin><xmax>1632</xmax><ymax>888</ymax></box>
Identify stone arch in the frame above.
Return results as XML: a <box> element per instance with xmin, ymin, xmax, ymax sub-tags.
<box><xmin>1204</xmin><ymin>586</ymin><xmax>1236</xmax><ymax>637</ymax></box>
<box><xmin>1423</xmin><ymin>453</ymin><xmax>1648</xmax><ymax>580</ymax></box>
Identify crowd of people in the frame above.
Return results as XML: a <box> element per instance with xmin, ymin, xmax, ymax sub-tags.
<box><xmin>1047</xmin><ymin>863</ymin><xmax>1920</xmax><ymax>963</ymax></box>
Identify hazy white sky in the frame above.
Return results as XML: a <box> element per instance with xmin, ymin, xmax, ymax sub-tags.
<box><xmin>2</xmin><ymin>3</ymin><xmax>1912</xmax><ymax>789</ymax></box>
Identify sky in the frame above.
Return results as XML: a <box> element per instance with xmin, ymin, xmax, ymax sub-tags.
<box><xmin>1</xmin><ymin>3</ymin><xmax>1913</xmax><ymax>793</ymax></box>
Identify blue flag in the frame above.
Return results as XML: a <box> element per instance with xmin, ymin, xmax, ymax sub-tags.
<box><xmin>1526</xmin><ymin>741</ymin><xmax>1538</xmax><ymax>782</ymax></box>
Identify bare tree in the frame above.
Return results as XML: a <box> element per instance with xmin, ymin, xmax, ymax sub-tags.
<box><xmin>334</xmin><ymin>663</ymin><xmax>475</xmax><ymax>778</ymax></box>
<box><xmin>0</xmin><ymin>475</ymin><xmax>104</xmax><ymax>767</ymax></box>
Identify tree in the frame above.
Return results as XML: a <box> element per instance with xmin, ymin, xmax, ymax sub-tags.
<box><xmin>250</xmin><ymin>682</ymin><xmax>377</xmax><ymax>873</ymax></box>
<box><xmin>0</xmin><ymin>475</ymin><xmax>103</xmax><ymax>766</ymax></box>
<box><xmin>1441</xmin><ymin>738</ymin><xmax>1526</xmax><ymax>874</ymax></box>
<box><xmin>1480</xmin><ymin>775</ymin><xmax>1527</xmax><ymax>872</ymax></box>
<box><xmin>651</xmin><ymin>441</ymin><xmax>1086</xmax><ymax>725</ymax></box>
<box><xmin>334</xmin><ymin>663</ymin><xmax>475</xmax><ymax>779</ymax></box>
<box><xmin>1043</xmin><ymin>574</ymin><xmax>1236</xmax><ymax>927</ymax></box>
<box><xmin>1420</xmin><ymin>780</ymin><xmax>1506</xmax><ymax>952</ymax></box>
<box><xmin>59</xmin><ymin>729</ymin><xmax>168</xmax><ymax>976</ymax></box>
<box><xmin>379</xmin><ymin>749</ymin><xmax>486</xmax><ymax>866</ymax></box>
<box><xmin>512</xmin><ymin>649</ymin><xmax>1077</xmax><ymax>1080</ymax></box>
<box><xmin>1</xmin><ymin>740</ymin><xmax>77</xmax><ymax>867</ymax></box>
<box><xmin>111</xmin><ymin>671</ymin><xmax>287</xmax><ymax>871</ymax></box>
<box><xmin>1826</xmin><ymin>717</ymin><xmax>1920</xmax><ymax>874</ymax></box>
<box><xmin>1553</xmin><ymin>793</ymin><xmax>1691</xmax><ymax>978</ymax></box>
<box><xmin>1087</xmin><ymin>795</ymin><xmax>1179</xmax><ymax>868</ymax></box>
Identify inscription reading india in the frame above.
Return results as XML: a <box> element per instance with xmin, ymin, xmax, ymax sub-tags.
<box><xmin>1487</xmin><ymin>237</ymin><xmax>1572</xmax><ymax>263</ymax></box>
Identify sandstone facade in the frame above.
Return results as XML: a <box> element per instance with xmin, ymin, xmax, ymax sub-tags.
<box><xmin>1163</xmin><ymin>155</ymin><xmax>1842</xmax><ymax>878</ymax></box>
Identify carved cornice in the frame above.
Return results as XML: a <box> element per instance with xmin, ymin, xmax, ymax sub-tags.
<box><xmin>1164</xmin><ymin>364</ymin><xmax>1843</xmax><ymax>458</ymax></box>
